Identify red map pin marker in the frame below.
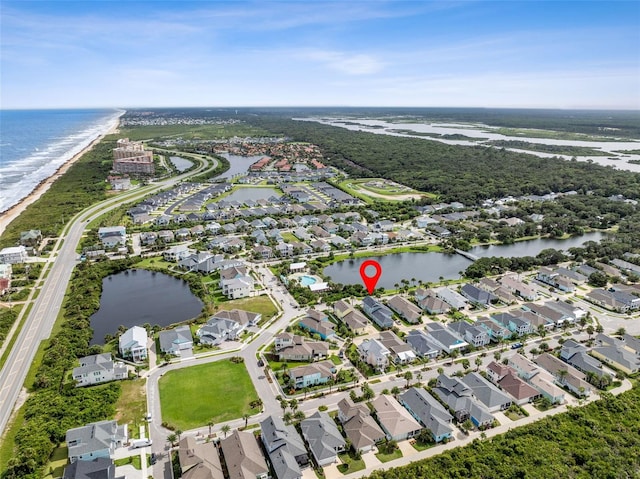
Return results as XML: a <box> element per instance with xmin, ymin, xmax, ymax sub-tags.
<box><xmin>360</xmin><ymin>260</ymin><xmax>382</xmax><ymax>295</ymax></box>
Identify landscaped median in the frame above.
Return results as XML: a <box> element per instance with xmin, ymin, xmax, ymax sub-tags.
<box><xmin>158</xmin><ymin>359</ymin><xmax>260</xmax><ymax>431</ymax></box>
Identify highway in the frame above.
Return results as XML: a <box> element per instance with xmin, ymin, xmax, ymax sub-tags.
<box><xmin>0</xmin><ymin>154</ymin><xmax>217</xmax><ymax>436</ymax></box>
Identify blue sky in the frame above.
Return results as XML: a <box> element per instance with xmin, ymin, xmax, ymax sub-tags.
<box><xmin>1</xmin><ymin>1</ymin><xmax>639</xmax><ymax>109</ymax></box>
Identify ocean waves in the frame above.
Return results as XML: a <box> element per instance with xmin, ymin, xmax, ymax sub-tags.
<box><xmin>0</xmin><ymin>109</ymin><xmax>124</xmax><ymax>214</ymax></box>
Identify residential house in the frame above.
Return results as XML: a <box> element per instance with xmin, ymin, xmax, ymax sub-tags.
<box><xmin>399</xmin><ymin>388</ymin><xmax>453</xmax><ymax>443</ymax></box>
<box><xmin>508</xmin><ymin>308</ymin><xmax>554</xmax><ymax>331</ymax></box>
<box><xmin>405</xmin><ymin>329</ymin><xmax>440</xmax><ymax>359</ymax></box>
<box><xmin>436</xmin><ymin>287</ymin><xmax>467</xmax><ymax>310</ymax></box>
<box><xmin>178</xmin><ymin>436</ymin><xmax>224</xmax><ymax>479</ymax></box>
<box><xmin>273</xmin><ymin>333</ymin><xmax>329</xmax><ymax>362</ymax></box>
<box><xmin>19</xmin><ymin>229</ymin><xmax>42</xmax><ymax>247</ymax></box>
<box><xmin>66</xmin><ymin>420</ymin><xmax>128</xmax><ymax>463</ymax></box>
<box><xmin>0</xmin><ymin>245</ymin><xmax>28</xmax><ymax>264</ymax></box>
<box><xmin>358</xmin><ymin>338</ymin><xmax>391</xmax><ymax>372</ymax></box>
<box><xmin>433</xmin><ymin>374</ymin><xmax>494</xmax><ymax>428</ymax></box>
<box><xmin>425</xmin><ymin>323</ymin><xmax>468</xmax><ymax>354</ymax></box>
<box><xmin>98</xmin><ymin>226</ymin><xmax>126</xmax><ymax>248</ymax></box>
<box><xmin>260</xmin><ymin>416</ymin><xmax>309</xmax><ymax>479</ymax></box>
<box><xmin>448</xmin><ymin>321</ymin><xmax>490</xmax><ymax>348</ymax></box>
<box><xmin>499</xmin><ymin>273</ymin><xmax>538</xmax><ymax>301</ymax></box>
<box><xmin>534</xmin><ymin>353</ymin><xmax>592</xmax><ymax>397</ymax></box>
<box><xmin>197</xmin><ymin>317</ymin><xmax>243</xmax><ymax>346</ymax></box>
<box><xmin>118</xmin><ymin>326</ymin><xmax>148</xmax><ymax>362</ymax></box>
<box><xmin>298</xmin><ymin>309</ymin><xmax>335</xmax><ymax>340</ymax></box>
<box><xmin>508</xmin><ymin>355</ymin><xmax>565</xmax><ymax>404</ymax></box>
<box><xmin>220</xmin><ymin>430</ymin><xmax>269</xmax><ymax>479</ymax></box>
<box><xmin>536</xmin><ymin>267</ymin><xmax>575</xmax><ymax>292</ymax></box>
<box><xmin>220</xmin><ymin>266</ymin><xmax>254</xmax><ymax>299</ymax></box>
<box><xmin>62</xmin><ymin>457</ymin><xmax>123</xmax><ymax>479</ymax></box>
<box><xmin>333</xmin><ymin>300</ymin><xmax>368</xmax><ymax>334</ymax></box>
<box><xmin>336</xmin><ymin>398</ymin><xmax>385</xmax><ymax>453</ymax></box>
<box><xmin>286</xmin><ymin>361</ymin><xmax>336</xmax><ymax>389</ymax></box>
<box><xmin>386</xmin><ymin>296</ymin><xmax>422</xmax><ymax>324</ymax></box>
<box><xmin>164</xmin><ymin>244</ymin><xmax>194</xmax><ymax>262</ymax></box>
<box><xmin>253</xmin><ymin>245</ymin><xmax>274</xmax><ymax>259</ymax></box>
<box><xmin>560</xmin><ymin>340</ymin><xmax>610</xmax><ymax>379</ymax></box>
<box><xmin>460</xmin><ymin>372</ymin><xmax>512</xmax><ymax>412</ymax></box>
<box><xmin>461</xmin><ymin>283</ymin><xmax>498</xmax><ymax>307</ymax></box>
<box><xmin>585</xmin><ymin>289</ymin><xmax>640</xmax><ymax>313</ymax></box>
<box><xmin>487</xmin><ymin>363</ymin><xmax>541</xmax><ymax>404</ymax></box>
<box><xmin>490</xmin><ymin>312</ymin><xmax>532</xmax><ymax>337</ymax></box>
<box><xmin>522</xmin><ymin>303</ymin><xmax>570</xmax><ymax>327</ymax></box>
<box><xmin>158</xmin><ymin>325</ymin><xmax>193</xmax><ymax>356</ymax></box>
<box><xmin>300</xmin><ymin>412</ymin><xmax>346</xmax><ymax>466</ymax></box>
<box><xmin>371</xmin><ymin>394</ymin><xmax>422</xmax><ymax>441</ymax></box>
<box><xmin>417</xmin><ymin>294</ymin><xmax>450</xmax><ymax>315</ymax></box>
<box><xmin>362</xmin><ymin>296</ymin><xmax>394</xmax><ymax>329</ymax></box>
<box><xmin>476</xmin><ymin>317</ymin><xmax>511</xmax><ymax>342</ymax></box>
<box><xmin>378</xmin><ymin>331</ymin><xmax>417</xmax><ymax>364</ymax></box>
<box><xmin>591</xmin><ymin>334</ymin><xmax>640</xmax><ymax>374</ymax></box>
<box><xmin>72</xmin><ymin>353</ymin><xmax>127</xmax><ymax>387</ymax></box>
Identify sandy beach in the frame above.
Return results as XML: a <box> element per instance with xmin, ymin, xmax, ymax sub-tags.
<box><xmin>0</xmin><ymin>115</ymin><xmax>122</xmax><ymax>238</ymax></box>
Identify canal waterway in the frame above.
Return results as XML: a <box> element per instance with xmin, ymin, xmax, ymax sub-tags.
<box><xmin>89</xmin><ymin>269</ymin><xmax>203</xmax><ymax>345</ymax></box>
<box><xmin>323</xmin><ymin>232</ymin><xmax>607</xmax><ymax>289</ymax></box>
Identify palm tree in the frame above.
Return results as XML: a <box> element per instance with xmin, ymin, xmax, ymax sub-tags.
<box><xmin>302</xmin><ymin>387</ymin><xmax>310</xmax><ymax>399</ymax></box>
<box><xmin>221</xmin><ymin>424</ymin><xmax>231</xmax><ymax>438</ymax></box>
<box><xmin>167</xmin><ymin>433</ymin><xmax>177</xmax><ymax>447</ymax></box>
<box><xmin>280</xmin><ymin>399</ymin><xmax>288</xmax><ymax>414</ymax></box>
<box><xmin>475</xmin><ymin>357</ymin><xmax>483</xmax><ymax>371</ymax></box>
<box><xmin>283</xmin><ymin>412</ymin><xmax>293</xmax><ymax>425</ymax></box>
<box><xmin>243</xmin><ymin>414</ymin><xmax>250</xmax><ymax>428</ymax></box>
<box><xmin>327</xmin><ymin>377</ymin><xmax>335</xmax><ymax>393</ymax></box>
<box><xmin>586</xmin><ymin>325</ymin><xmax>594</xmax><ymax>341</ymax></box>
<box><xmin>289</xmin><ymin>398</ymin><xmax>298</xmax><ymax>412</ymax></box>
<box><xmin>404</xmin><ymin>371</ymin><xmax>413</xmax><ymax>388</ymax></box>
<box><xmin>175</xmin><ymin>429</ymin><xmax>183</xmax><ymax>442</ymax></box>
<box><xmin>208</xmin><ymin>420</ymin><xmax>215</xmax><ymax>436</ymax></box>
<box><xmin>294</xmin><ymin>410</ymin><xmax>306</xmax><ymax>422</ymax></box>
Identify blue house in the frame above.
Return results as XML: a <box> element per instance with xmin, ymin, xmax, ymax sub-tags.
<box><xmin>287</xmin><ymin>360</ymin><xmax>336</xmax><ymax>389</ymax></box>
<box><xmin>399</xmin><ymin>388</ymin><xmax>453</xmax><ymax>443</ymax></box>
<box><xmin>362</xmin><ymin>296</ymin><xmax>394</xmax><ymax>329</ymax></box>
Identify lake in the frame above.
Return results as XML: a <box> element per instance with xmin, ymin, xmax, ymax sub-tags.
<box><xmin>219</xmin><ymin>153</ymin><xmax>266</xmax><ymax>178</ymax></box>
<box><xmin>323</xmin><ymin>232</ymin><xmax>607</xmax><ymax>289</ymax></box>
<box><xmin>169</xmin><ymin>156</ymin><xmax>193</xmax><ymax>172</ymax></box>
<box><xmin>224</xmin><ymin>186</ymin><xmax>281</xmax><ymax>203</ymax></box>
<box><xmin>89</xmin><ymin>269</ymin><xmax>203</xmax><ymax>344</ymax></box>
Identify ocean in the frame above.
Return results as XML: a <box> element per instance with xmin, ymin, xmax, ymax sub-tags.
<box><xmin>0</xmin><ymin>109</ymin><xmax>123</xmax><ymax>213</ymax></box>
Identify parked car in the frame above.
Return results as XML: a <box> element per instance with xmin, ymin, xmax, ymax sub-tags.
<box><xmin>511</xmin><ymin>342</ymin><xmax>523</xmax><ymax>350</ymax></box>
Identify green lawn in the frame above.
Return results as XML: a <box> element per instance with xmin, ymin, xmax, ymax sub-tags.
<box><xmin>337</xmin><ymin>452</ymin><xmax>365</xmax><ymax>474</ymax></box>
<box><xmin>411</xmin><ymin>440</ymin><xmax>435</xmax><ymax>451</ymax></box>
<box><xmin>281</xmin><ymin>232</ymin><xmax>298</xmax><ymax>242</ymax></box>
<box><xmin>159</xmin><ymin>360</ymin><xmax>259</xmax><ymax>430</ymax></box>
<box><xmin>42</xmin><ymin>445</ymin><xmax>68</xmax><ymax>479</ymax></box>
<box><xmin>375</xmin><ymin>448</ymin><xmax>403</xmax><ymax>463</ymax></box>
<box><xmin>215</xmin><ymin>295</ymin><xmax>278</xmax><ymax>324</ymax></box>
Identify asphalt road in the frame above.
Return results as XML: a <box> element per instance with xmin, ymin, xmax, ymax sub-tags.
<box><xmin>0</xmin><ymin>156</ymin><xmax>216</xmax><ymax>436</ymax></box>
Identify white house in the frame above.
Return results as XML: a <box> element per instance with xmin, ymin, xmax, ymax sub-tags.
<box><xmin>118</xmin><ymin>326</ymin><xmax>148</xmax><ymax>362</ymax></box>
<box><xmin>0</xmin><ymin>246</ymin><xmax>28</xmax><ymax>264</ymax></box>
<box><xmin>72</xmin><ymin>354</ymin><xmax>127</xmax><ymax>387</ymax></box>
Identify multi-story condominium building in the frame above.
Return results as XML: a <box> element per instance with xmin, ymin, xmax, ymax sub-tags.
<box><xmin>113</xmin><ymin>138</ymin><xmax>154</xmax><ymax>175</ymax></box>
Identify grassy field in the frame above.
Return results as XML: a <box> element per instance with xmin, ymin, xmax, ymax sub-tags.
<box><xmin>114</xmin><ymin>378</ymin><xmax>148</xmax><ymax>428</ymax></box>
<box><xmin>337</xmin><ymin>178</ymin><xmax>434</xmax><ymax>202</ymax></box>
<box><xmin>42</xmin><ymin>445</ymin><xmax>68</xmax><ymax>479</ymax></box>
<box><xmin>159</xmin><ymin>360</ymin><xmax>259</xmax><ymax>430</ymax></box>
<box><xmin>215</xmin><ymin>295</ymin><xmax>278</xmax><ymax>324</ymax></box>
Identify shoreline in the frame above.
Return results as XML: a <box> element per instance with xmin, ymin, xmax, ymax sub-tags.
<box><xmin>0</xmin><ymin>113</ymin><xmax>124</xmax><ymax>238</ymax></box>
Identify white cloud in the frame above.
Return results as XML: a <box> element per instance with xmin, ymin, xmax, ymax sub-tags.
<box><xmin>303</xmin><ymin>50</ymin><xmax>385</xmax><ymax>75</ymax></box>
